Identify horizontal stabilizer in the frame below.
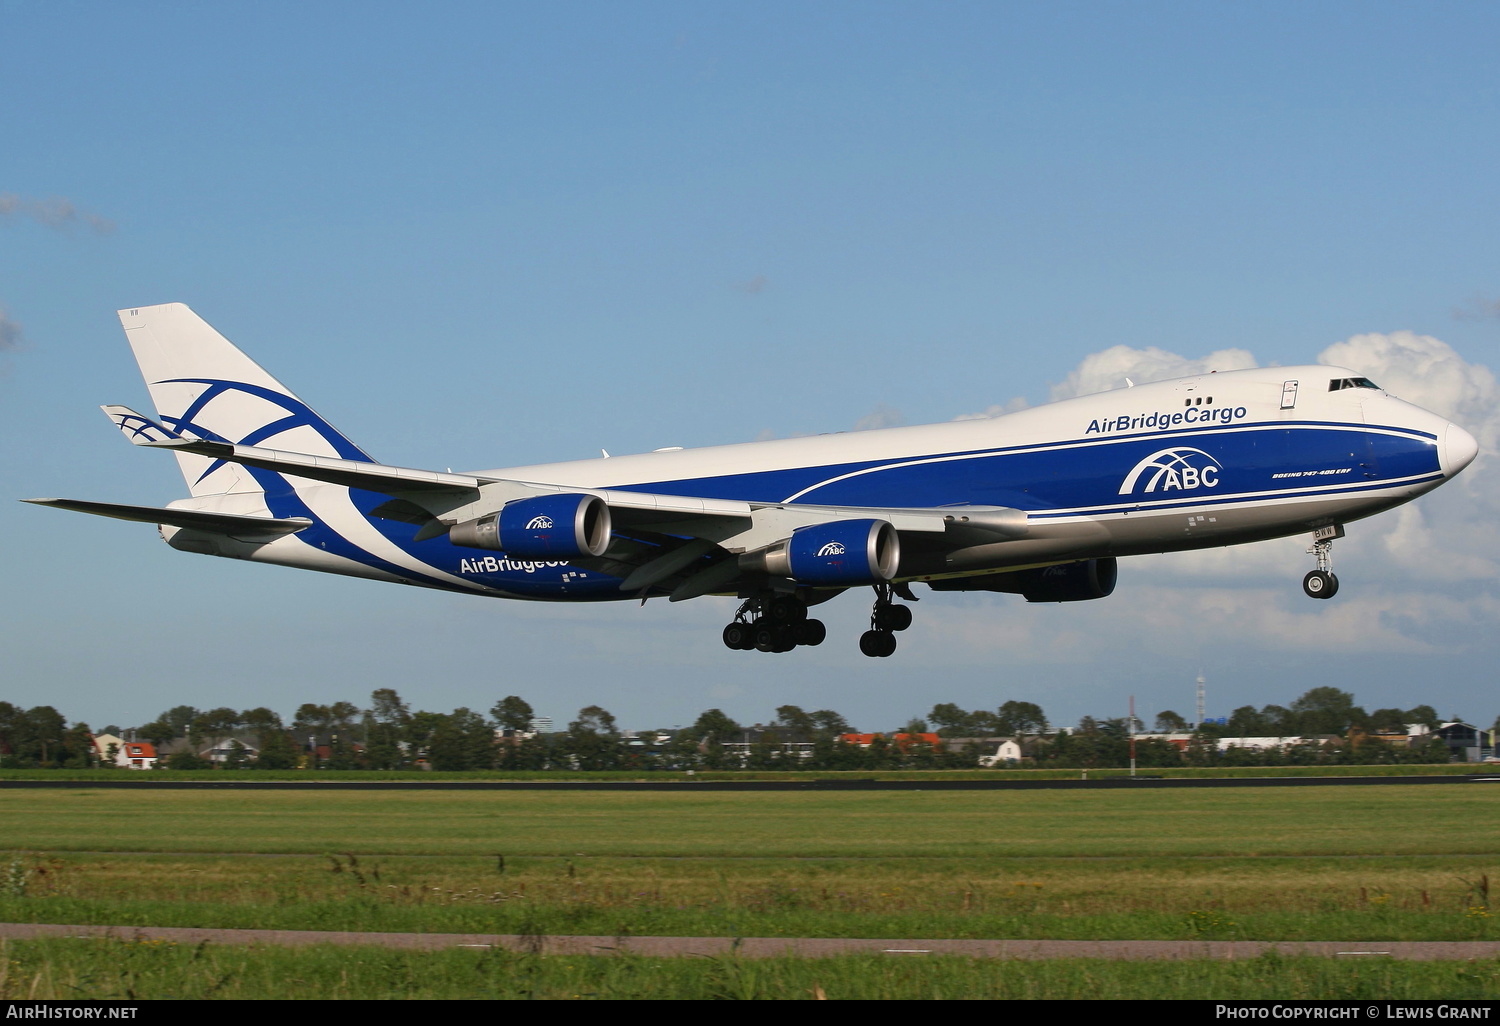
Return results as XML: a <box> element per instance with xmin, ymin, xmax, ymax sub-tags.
<box><xmin>23</xmin><ymin>498</ymin><xmax>313</xmax><ymax>537</ymax></box>
<box><xmin>101</xmin><ymin>405</ymin><xmax>179</xmax><ymax>445</ymax></box>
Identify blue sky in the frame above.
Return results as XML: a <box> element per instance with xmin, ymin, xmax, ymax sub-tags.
<box><xmin>3</xmin><ymin>1</ymin><xmax>1497</xmax><ymax>733</ymax></box>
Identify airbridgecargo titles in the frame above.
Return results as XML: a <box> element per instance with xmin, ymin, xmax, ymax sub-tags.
<box><xmin>459</xmin><ymin>556</ymin><xmax>573</xmax><ymax>574</ymax></box>
<box><xmin>25</xmin><ymin>303</ymin><xmax>1478</xmax><ymax>659</ymax></box>
<box><xmin>1086</xmin><ymin>404</ymin><xmax>1250</xmax><ymax>434</ymax></box>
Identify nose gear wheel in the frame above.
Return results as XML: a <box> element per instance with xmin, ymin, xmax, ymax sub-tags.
<box><xmin>1302</xmin><ymin>527</ymin><xmax>1343</xmax><ymax>600</ymax></box>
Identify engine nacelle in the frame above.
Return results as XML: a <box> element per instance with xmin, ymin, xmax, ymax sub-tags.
<box><xmin>928</xmin><ymin>557</ymin><xmax>1118</xmax><ymax>602</ymax></box>
<box><xmin>742</xmin><ymin>518</ymin><xmax>900</xmax><ymax>585</ymax></box>
<box><xmin>449</xmin><ymin>493</ymin><xmax>612</xmax><ymax>559</ymax></box>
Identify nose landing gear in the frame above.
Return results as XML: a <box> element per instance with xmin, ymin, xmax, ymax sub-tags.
<box><xmin>1302</xmin><ymin>525</ymin><xmax>1344</xmax><ymax>600</ymax></box>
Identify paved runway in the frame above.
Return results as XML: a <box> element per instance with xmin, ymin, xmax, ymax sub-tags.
<box><xmin>3</xmin><ymin>923</ymin><xmax>1497</xmax><ymax>960</ymax></box>
<box><xmin>2</xmin><ymin>774</ymin><xmax>1496</xmax><ymax>790</ymax></box>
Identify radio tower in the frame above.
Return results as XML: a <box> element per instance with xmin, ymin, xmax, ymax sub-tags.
<box><xmin>1195</xmin><ymin>672</ymin><xmax>1206</xmax><ymax>728</ymax></box>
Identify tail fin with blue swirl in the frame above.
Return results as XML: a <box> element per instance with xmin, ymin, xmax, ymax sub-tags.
<box><xmin>117</xmin><ymin>303</ymin><xmax>374</xmax><ymax>498</ymax></box>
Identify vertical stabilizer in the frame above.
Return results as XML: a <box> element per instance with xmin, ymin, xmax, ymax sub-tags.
<box><xmin>118</xmin><ymin>304</ymin><xmax>373</xmax><ymax>496</ymax></box>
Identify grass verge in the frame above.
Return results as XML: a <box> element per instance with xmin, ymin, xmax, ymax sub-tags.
<box><xmin>2</xmin><ymin>939</ymin><xmax>1498</xmax><ymax>1000</ymax></box>
<box><xmin>1</xmin><ymin>852</ymin><xmax>1496</xmax><ymax>942</ymax></box>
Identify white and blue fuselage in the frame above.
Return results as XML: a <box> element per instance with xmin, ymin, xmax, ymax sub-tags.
<box><xmin>225</xmin><ymin>366</ymin><xmax>1471</xmax><ymax>599</ymax></box>
<box><xmin>29</xmin><ymin>304</ymin><xmax>1479</xmax><ymax>656</ymax></box>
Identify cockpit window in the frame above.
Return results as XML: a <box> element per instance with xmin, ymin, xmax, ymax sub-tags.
<box><xmin>1329</xmin><ymin>377</ymin><xmax>1380</xmax><ymax>391</ymax></box>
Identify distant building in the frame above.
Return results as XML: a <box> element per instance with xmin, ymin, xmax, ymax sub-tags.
<box><xmin>198</xmin><ymin>736</ymin><xmax>261</xmax><ymax>765</ymax></box>
<box><xmin>1130</xmin><ymin>732</ymin><xmax>1196</xmax><ymax>752</ymax></box>
<box><xmin>90</xmin><ymin>733</ymin><xmax>124</xmax><ymax>767</ymax></box>
<box><xmin>1215</xmin><ymin>736</ymin><xmax>1318</xmax><ymax>753</ymax></box>
<box><xmin>1433</xmin><ymin>722</ymin><xmax>1492</xmax><ymax>762</ymax></box>
<box><xmin>838</xmin><ymin>732</ymin><xmax>942</xmax><ymax>752</ymax></box>
<box><xmin>976</xmin><ymin>739</ymin><xmax>1023</xmax><ymax>768</ymax></box>
<box><xmin>720</xmin><ymin>726</ymin><xmax>815</xmax><ymax>763</ymax></box>
<box><xmin>118</xmin><ymin>741</ymin><xmax>158</xmax><ymax>770</ymax></box>
<box><xmin>943</xmin><ymin>737</ymin><xmax>1024</xmax><ymax>767</ymax></box>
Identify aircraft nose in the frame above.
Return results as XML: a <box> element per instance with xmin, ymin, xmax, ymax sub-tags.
<box><xmin>1441</xmin><ymin>421</ymin><xmax>1479</xmax><ymax>477</ymax></box>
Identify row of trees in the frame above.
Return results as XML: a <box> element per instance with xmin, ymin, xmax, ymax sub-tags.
<box><xmin>0</xmin><ymin>688</ymin><xmax>1476</xmax><ymax>771</ymax></box>
<box><xmin>0</xmin><ymin>704</ymin><xmax>96</xmax><ymax>769</ymax></box>
<box><xmin>928</xmin><ymin>689</ymin><xmax>1445</xmax><ymax>741</ymax></box>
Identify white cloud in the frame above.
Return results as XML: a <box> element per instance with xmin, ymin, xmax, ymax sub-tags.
<box><xmin>953</xmin><ymin>395</ymin><xmax>1030</xmax><ymax>422</ymax></box>
<box><xmin>1049</xmin><ymin>345</ymin><xmax>1259</xmax><ymax>400</ymax></box>
<box><xmin>954</xmin><ymin>344</ymin><xmax>1258</xmax><ymax>422</ymax></box>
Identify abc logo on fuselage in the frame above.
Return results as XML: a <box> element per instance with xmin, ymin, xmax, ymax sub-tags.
<box><xmin>1118</xmin><ymin>447</ymin><xmax>1222</xmax><ymax>496</ymax></box>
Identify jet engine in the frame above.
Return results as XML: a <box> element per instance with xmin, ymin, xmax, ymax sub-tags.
<box><xmin>449</xmin><ymin>493</ymin><xmax>612</xmax><ymax>558</ymax></box>
<box><xmin>928</xmin><ymin>557</ymin><xmax>1118</xmax><ymax>602</ymax></box>
<box><xmin>740</xmin><ymin>518</ymin><xmax>900</xmax><ymax>585</ymax></box>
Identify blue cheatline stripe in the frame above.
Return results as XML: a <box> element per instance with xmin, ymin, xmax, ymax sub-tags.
<box><xmin>1026</xmin><ymin>473</ymin><xmax>1446</xmax><ymax>520</ymax></box>
<box><xmin>624</xmin><ymin>422</ymin><xmax>1438</xmax><ymax>511</ymax></box>
<box><xmin>1081</xmin><ymin>419</ymin><xmax>1436</xmax><ymax>444</ymax></box>
<box><xmin>609</xmin><ymin>420</ymin><xmax>1440</xmax><ymax>507</ymax></box>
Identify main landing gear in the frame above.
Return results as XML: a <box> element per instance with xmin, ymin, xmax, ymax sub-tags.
<box><xmin>720</xmin><ymin>583</ymin><xmax>919</xmax><ymax>655</ymax></box>
<box><xmin>1302</xmin><ymin>525</ymin><xmax>1344</xmax><ymax>600</ymax></box>
<box><xmin>859</xmin><ymin>583</ymin><xmax>914</xmax><ymax>658</ymax></box>
<box><xmin>721</xmin><ymin>594</ymin><xmax>827</xmax><ymax>653</ymax></box>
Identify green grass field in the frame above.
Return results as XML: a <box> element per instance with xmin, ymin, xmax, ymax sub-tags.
<box><xmin>3</xmin><ymin>784</ymin><xmax>1496</xmax><ymax>857</ymax></box>
<box><xmin>2</xmin><ymin>783</ymin><xmax>1497</xmax><ymax>998</ymax></box>
<box><xmin>3</xmin><ymin>940</ymin><xmax>1498</xmax><ymax>1000</ymax></box>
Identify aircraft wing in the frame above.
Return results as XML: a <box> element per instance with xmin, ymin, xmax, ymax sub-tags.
<box><xmin>22</xmin><ymin>498</ymin><xmax>313</xmax><ymax>537</ymax></box>
<box><xmin>139</xmin><ymin>435</ymin><xmax>1023</xmax><ymax>533</ymax></box>
<box><xmin>125</xmin><ymin>434</ymin><xmax>1029</xmax><ymax>595</ymax></box>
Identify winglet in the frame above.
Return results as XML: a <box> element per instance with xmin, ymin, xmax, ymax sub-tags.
<box><xmin>101</xmin><ymin>405</ymin><xmax>181</xmax><ymax>445</ymax></box>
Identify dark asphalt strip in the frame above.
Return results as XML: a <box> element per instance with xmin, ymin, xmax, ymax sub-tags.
<box><xmin>2</xmin><ymin>923</ymin><xmax>1497</xmax><ymax>960</ymax></box>
<box><xmin>0</xmin><ymin>775</ymin><xmax>1493</xmax><ymax>791</ymax></box>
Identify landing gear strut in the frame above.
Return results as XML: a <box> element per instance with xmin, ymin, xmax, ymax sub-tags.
<box><xmin>721</xmin><ymin>593</ymin><xmax>826</xmax><ymax>653</ymax></box>
<box><xmin>1302</xmin><ymin>525</ymin><xmax>1343</xmax><ymax>600</ymax></box>
<box><xmin>860</xmin><ymin>583</ymin><xmax>913</xmax><ymax>657</ymax></box>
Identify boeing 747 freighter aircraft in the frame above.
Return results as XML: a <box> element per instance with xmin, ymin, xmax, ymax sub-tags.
<box><xmin>27</xmin><ymin>304</ymin><xmax>1480</xmax><ymax>657</ymax></box>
